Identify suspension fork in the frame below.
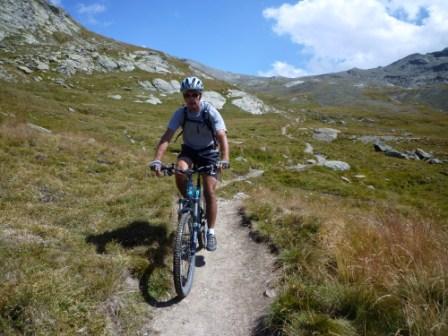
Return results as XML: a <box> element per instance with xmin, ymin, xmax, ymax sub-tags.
<box><xmin>190</xmin><ymin>174</ymin><xmax>202</xmax><ymax>254</ymax></box>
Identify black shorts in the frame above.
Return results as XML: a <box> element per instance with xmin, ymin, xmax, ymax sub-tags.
<box><xmin>178</xmin><ymin>144</ymin><xmax>219</xmax><ymax>175</ymax></box>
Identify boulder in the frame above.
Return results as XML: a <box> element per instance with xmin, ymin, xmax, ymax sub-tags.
<box><xmin>227</xmin><ymin>89</ymin><xmax>275</xmax><ymax>114</ymax></box>
<box><xmin>202</xmin><ymin>91</ymin><xmax>226</xmax><ymax>110</ymax></box>
<box><xmin>145</xmin><ymin>95</ymin><xmax>162</xmax><ymax>105</ymax></box>
<box><xmin>98</xmin><ymin>55</ymin><xmax>118</xmax><ymax>71</ymax></box>
<box><xmin>323</xmin><ymin>160</ymin><xmax>351</xmax><ymax>171</ymax></box>
<box><xmin>116</xmin><ymin>59</ymin><xmax>135</xmax><ymax>72</ymax></box>
<box><xmin>27</xmin><ymin>123</ymin><xmax>51</xmax><ymax>134</ymax></box>
<box><xmin>35</xmin><ymin>61</ymin><xmax>49</xmax><ymax>71</ymax></box>
<box><xmin>314</xmin><ymin>154</ymin><xmax>327</xmax><ymax>165</ymax></box>
<box><xmin>374</xmin><ymin>142</ymin><xmax>408</xmax><ymax>159</ymax></box>
<box><xmin>152</xmin><ymin>78</ymin><xmax>179</xmax><ymax>94</ymax></box>
<box><xmin>58</xmin><ymin>59</ymin><xmax>78</xmax><ymax>76</ymax></box>
<box><xmin>139</xmin><ymin>80</ymin><xmax>157</xmax><ymax>91</ymax></box>
<box><xmin>341</xmin><ymin>176</ymin><xmax>351</xmax><ymax>183</ymax></box>
<box><xmin>135</xmin><ymin>54</ymin><xmax>174</xmax><ymax>73</ymax></box>
<box><xmin>17</xmin><ymin>65</ymin><xmax>33</xmax><ymax>74</ymax></box>
<box><xmin>288</xmin><ymin>164</ymin><xmax>309</xmax><ymax>172</ymax></box>
<box><xmin>170</xmin><ymin>80</ymin><xmax>181</xmax><ymax>91</ymax></box>
<box><xmin>404</xmin><ymin>151</ymin><xmax>420</xmax><ymax>160</ymax></box>
<box><xmin>415</xmin><ymin>148</ymin><xmax>433</xmax><ymax>160</ymax></box>
<box><xmin>313</xmin><ymin>128</ymin><xmax>340</xmax><ymax>142</ymax></box>
<box><xmin>428</xmin><ymin>158</ymin><xmax>442</xmax><ymax>164</ymax></box>
<box><xmin>0</xmin><ymin>67</ymin><xmax>14</xmax><ymax>81</ymax></box>
<box><xmin>358</xmin><ymin>135</ymin><xmax>402</xmax><ymax>144</ymax></box>
<box><xmin>304</xmin><ymin>143</ymin><xmax>314</xmax><ymax>154</ymax></box>
<box><xmin>57</xmin><ymin>54</ymin><xmax>95</xmax><ymax>75</ymax></box>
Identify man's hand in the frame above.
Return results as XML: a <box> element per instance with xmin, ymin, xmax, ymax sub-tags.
<box><xmin>149</xmin><ymin>160</ymin><xmax>162</xmax><ymax>176</ymax></box>
<box><xmin>218</xmin><ymin>160</ymin><xmax>230</xmax><ymax>170</ymax></box>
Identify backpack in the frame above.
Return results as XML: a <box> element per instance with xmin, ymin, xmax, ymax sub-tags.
<box><xmin>174</xmin><ymin>104</ymin><xmax>218</xmax><ymax>148</ymax></box>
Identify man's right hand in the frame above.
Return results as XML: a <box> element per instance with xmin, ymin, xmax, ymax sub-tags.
<box><xmin>149</xmin><ymin>160</ymin><xmax>162</xmax><ymax>176</ymax></box>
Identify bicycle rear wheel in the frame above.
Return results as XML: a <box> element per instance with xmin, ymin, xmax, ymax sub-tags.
<box><xmin>173</xmin><ymin>212</ymin><xmax>195</xmax><ymax>298</ymax></box>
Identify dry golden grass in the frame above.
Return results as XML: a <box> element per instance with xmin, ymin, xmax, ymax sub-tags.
<box><xmin>243</xmin><ymin>185</ymin><xmax>448</xmax><ymax>335</ymax></box>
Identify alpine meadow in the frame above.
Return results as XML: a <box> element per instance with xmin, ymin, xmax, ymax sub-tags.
<box><xmin>1</xmin><ymin>1</ymin><xmax>448</xmax><ymax>335</ymax></box>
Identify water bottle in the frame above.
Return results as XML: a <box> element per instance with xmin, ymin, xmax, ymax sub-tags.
<box><xmin>186</xmin><ymin>180</ymin><xmax>194</xmax><ymax>198</ymax></box>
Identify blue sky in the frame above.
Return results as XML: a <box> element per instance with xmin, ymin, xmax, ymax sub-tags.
<box><xmin>51</xmin><ymin>0</ymin><xmax>448</xmax><ymax>77</ymax></box>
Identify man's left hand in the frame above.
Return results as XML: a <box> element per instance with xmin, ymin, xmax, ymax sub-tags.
<box><xmin>218</xmin><ymin>160</ymin><xmax>230</xmax><ymax>169</ymax></box>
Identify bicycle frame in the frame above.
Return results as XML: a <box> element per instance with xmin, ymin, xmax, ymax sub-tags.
<box><xmin>159</xmin><ymin>163</ymin><xmax>216</xmax><ymax>298</ymax></box>
<box><xmin>179</xmin><ymin>169</ymin><xmax>203</xmax><ymax>254</ymax></box>
<box><xmin>163</xmin><ymin>163</ymin><xmax>215</xmax><ymax>252</ymax></box>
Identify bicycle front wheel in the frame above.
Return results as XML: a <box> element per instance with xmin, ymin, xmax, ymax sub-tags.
<box><xmin>173</xmin><ymin>212</ymin><xmax>195</xmax><ymax>298</ymax></box>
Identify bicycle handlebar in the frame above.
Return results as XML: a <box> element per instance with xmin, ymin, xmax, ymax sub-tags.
<box><xmin>160</xmin><ymin>163</ymin><xmax>219</xmax><ymax>177</ymax></box>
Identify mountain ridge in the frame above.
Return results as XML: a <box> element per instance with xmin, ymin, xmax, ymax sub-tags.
<box><xmin>1</xmin><ymin>0</ymin><xmax>447</xmax><ymax>94</ymax></box>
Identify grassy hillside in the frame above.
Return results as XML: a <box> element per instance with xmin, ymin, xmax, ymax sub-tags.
<box><xmin>234</xmin><ymin>99</ymin><xmax>448</xmax><ymax>334</ymax></box>
<box><xmin>1</xmin><ymin>57</ymin><xmax>448</xmax><ymax>335</ymax></box>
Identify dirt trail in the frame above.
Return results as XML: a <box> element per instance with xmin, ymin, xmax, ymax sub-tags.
<box><xmin>147</xmin><ymin>196</ymin><xmax>276</xmax><ymax>336</ymax></box>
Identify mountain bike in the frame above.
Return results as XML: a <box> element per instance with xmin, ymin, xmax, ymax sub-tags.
<box><xmin>160</xmin><ymin>163</ymin><xmax>217</xmax><ymax>298</ymax></box>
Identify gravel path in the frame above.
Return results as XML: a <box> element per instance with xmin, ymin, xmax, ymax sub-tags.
<box><xmin>147</xmin><ymin>196</ymin><xmax>276</xmax><ymax>336</ymax></box>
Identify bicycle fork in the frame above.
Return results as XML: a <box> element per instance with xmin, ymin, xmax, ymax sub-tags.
<box><xmin>189</xmin><ymin>190</ymin><xmax>201</xmax><ymax>255</ymax></box>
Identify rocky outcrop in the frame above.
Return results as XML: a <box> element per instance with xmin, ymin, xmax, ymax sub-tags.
<box><xmin>0</xmin><ymin>1</ymin><xmax>182</xmax><ymax>79</ymax></box>
<box><xmin>289</xmin><ymin>153</ymin><xmax>350</xmax><ymax>172</ymax></box>
<box><xmin>374</xmin><ymin>142</ymin><xmax>445</xmax><ymax>164</ymax></box>
<box><xmin>227</xmin><ymin>89</ymin><xmax>275</xmax><ymax>115</ymax></box>
<box><xmin>134</xmin><ymin>52</ymin><xmax>177</xmax><ymax>74</ymax></box>
<box><xmin>0</xmin><ymin>0</ymin><xmax>80</xmax><ymax>44</ymax></box>
<box><xmin>5</xmin><ymin>48</ymin><xmax>182</xmax><ymax>77</ymax></box>
<box><xmin>151</xmin><ymin>78</ymin><xmax>180</xmax><ymax>94</ymax></box>
<box><xmin>202</xmin><ymin>91</ymin><xmax>226</xmax><ymax>110</ymax></box>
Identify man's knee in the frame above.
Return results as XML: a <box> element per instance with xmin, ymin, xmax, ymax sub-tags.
<box><xmin>203</xmin><ymin>186</ymin><xmax>217</xmax><ymax>206</ymax></box>
<box><xmin>177</xmin><ymin>157</ymin><xmax>191</xmax><ymax>170</ymax></box>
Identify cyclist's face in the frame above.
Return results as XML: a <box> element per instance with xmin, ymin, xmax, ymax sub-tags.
<box><xmin>183</xmin><ymin>90</ymin><xmax>201</xmax><ymax>111</ymax></box>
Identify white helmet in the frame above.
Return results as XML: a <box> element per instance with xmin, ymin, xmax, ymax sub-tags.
<box><xmin>180</xmin><ymin>76</ymin><xmax>204</xmax><ymax>93</ymax></box>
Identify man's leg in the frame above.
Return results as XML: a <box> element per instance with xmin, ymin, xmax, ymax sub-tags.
<box><xmin>175</xmin><ymin>158</ymin><xmax>191</xmax><ymax>197</ymax></box>
<box><xmin>203</xmin><ymin>174</ymin><xmax>218</xmax><ymax>228</ymax></box>
<box><xmin>203</xmin><ymin>174</ymin><xmax>218</xmax><ymax>251</ymax></box>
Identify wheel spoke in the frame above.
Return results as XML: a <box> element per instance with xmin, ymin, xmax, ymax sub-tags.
<box><xmin>173</xmin><ymin>212</ymin><xmax>195</xmax><ymax>297</ymax></box>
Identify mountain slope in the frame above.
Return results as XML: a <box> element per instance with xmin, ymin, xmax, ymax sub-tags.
<box><xmin>188</xmin><ymin>48</ymin><xmax>448</xmax><ymax>111</ymax></box>
<box><xmin>1</xmin><ymin>1</ymin><xmax>448</xmax><ymax>336</ymax></box>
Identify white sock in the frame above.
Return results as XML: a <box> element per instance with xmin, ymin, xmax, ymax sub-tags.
<box><xmin>208</xmin><ymin>228</ymin><xmax>215</xmax><ymax>235</ymax></box>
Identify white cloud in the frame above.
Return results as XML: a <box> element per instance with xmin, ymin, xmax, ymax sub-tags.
<box><xmin>258</xmin><ymin>61</ymin><xmax>308</xmax><ymax>78</ymax></box>
<box><xmin>49</xmin><ymin>0</ymin><xmax>62</xmax><ymax>6</ymax></box>
<box><xmin>77</xmin><ymin>3</ymin><xmax>107</xmax><ymax>24</ymax></box>
<box><xmin>263</xmin><ymin>0</ymin><xmax>448</xmax><ymax>75</ymax></box>
<box><xmin>77</xmin><ymin>3</ymin><xmax>106</xmax><ymax>15</ymax></box>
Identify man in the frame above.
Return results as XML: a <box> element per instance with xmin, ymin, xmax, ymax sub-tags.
<box><xmin>149</xmin><ymin>76</ymin><xmax>229</xmax><ymax>252</ymax></box>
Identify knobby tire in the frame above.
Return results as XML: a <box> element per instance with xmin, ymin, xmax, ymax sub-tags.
<box><xmin>173</xmin><ymin>212</ymin><xmax>195</xmax><ymax>298</ymax></box>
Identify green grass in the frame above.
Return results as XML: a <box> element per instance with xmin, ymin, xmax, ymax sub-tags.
<box><xmin>228</xmin><ymin>88</ymin><xmax>448</xmax><ymax>335</ymax></box>
<box><xmin>1</xmin><ymin>56</ymin><xmax>448</xmax><ymax>335</ymax></box>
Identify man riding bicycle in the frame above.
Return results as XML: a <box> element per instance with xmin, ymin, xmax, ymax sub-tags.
<box><xmin>150</xmin><ymin>76</ymin><xmax>229</xmax><ymax>252</ymax></box>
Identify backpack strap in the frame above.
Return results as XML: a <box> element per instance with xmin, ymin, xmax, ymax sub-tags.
<box><xmin>173</xmin><ymin>106</ymin><xmax>188</xmax><ymax>143</ymax></box>
<box><xmin>202</xmin><ymin>104</ymin><xmax>218</xmax><ymax>148</ymax></box>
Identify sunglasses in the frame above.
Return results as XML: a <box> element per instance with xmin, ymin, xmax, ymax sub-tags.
<box><xmin>183</xmin><ymin>92</ymin><xmax>200</xmax><ymax>99</ymax></box>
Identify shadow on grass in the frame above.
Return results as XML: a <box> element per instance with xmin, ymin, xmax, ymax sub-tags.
<box><xmin>86</xmin><ymin>220</ymin><xmax>180</xmax><ymax>308</ymax></box>
<box><xmin>252</xmin><ymin>315</ymin><xmax>280</xmax><ymax>336</ymax></box>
